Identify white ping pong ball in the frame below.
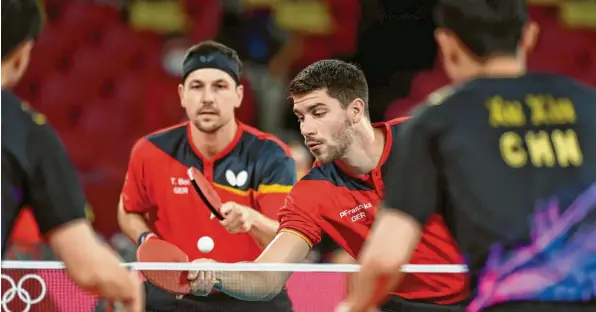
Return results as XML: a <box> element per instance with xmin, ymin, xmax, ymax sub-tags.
<box><xmin>197</xmin><ymin>236</ymin><xmax>214</xmax><ymax>253</ymax></box>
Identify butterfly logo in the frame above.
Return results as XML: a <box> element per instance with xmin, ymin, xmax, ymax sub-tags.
<box><xmin>225</xmin><ymin>170</ymin><xmax>248</xmax><ymax>187</ymax></box>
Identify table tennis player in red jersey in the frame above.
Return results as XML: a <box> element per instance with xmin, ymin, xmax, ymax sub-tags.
<box><xmin>117</xmin><ymin>41</ymin><xmax>296</xmax><ymax>312</ymax></box>
<box><xmin>188</xmin><ymin>59</ymin><xmax>468</xmax><ymax>311</ymax></box>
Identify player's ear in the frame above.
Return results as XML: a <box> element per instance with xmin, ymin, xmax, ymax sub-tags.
<box><xmin>434</xmin><ymin>29</ymin><xmax>454</xmax><ymax>62</ymax></box>
<box><xmin>234</xmin><ymin>84</ymin><xmax>244</xmax><ymax>109</ymax></box>
<box><xmin>348</xmin><ymin>98</ymin><xmax>366</xmax><ymax>123</ymax></box>
<box><xmin>178</xmin><ymin>83</ymin><xmax>185</xmax><ymax>107</ymax></box>
<box><xmin>2</xmin><ymin>40</ymin><xmax>34</xmax><ymax>88</ymax></box>
<box><xmin>521</xmin><ymin>21</ymin><xmax>539</xmax><ymax>55</ymax></box>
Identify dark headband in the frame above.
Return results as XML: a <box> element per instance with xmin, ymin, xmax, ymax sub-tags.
<box><xmin>182</xmin><ymin>52</ymin><xmax>240</xmax><ymax>84</ymax></box>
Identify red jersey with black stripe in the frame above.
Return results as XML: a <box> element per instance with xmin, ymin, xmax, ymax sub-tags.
<box><xmin>122</xmin><ymin>121</ymin><xmax>296</xmax><ymax>262</ymax></box>
<box><xmin>278</xmin><ymin>118</ymin><xmax>468</xmax><ymax>304</ymax></box>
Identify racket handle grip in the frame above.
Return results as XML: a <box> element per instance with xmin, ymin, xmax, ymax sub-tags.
<box><xmin>137</xmin><ymin>231</ymin><xmax>158</xmax><ymax>245</ymax></box>
<box><xmin>213</xmin><ymin>279</ymin><xmax>223</xmax><ymax>291</ymax></box>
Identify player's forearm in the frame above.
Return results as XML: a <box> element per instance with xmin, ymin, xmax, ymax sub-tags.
<box><xmin>117</xmin><ymin>202</ymin><xmax>151</xmax><ymax>243</ymax></box>
<box><xmin>215</xmin><ymin>270</ymin><xmax>289</xmax><ymax>301</ymax></box>
<box><xmin>48</xmin><ymin>220</ymin><xmax>137</xmax><ymax>301</ymax></box>
<box><xmin>249</xmin><ymin>213</ymin><xmax>280</xmax><ymax>247</ymax></box>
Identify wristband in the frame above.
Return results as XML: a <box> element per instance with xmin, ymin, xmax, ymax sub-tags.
<box><xmin>137</xmin><ymin>231</ymin><xmax>157</xmax><ymax>245</ymax></box>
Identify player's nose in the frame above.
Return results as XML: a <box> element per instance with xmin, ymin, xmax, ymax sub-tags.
<box><xmin>300</xmin><ymin>119</ymin><xmax>316</xmax><ymax>137</ymax></box>
<box><xmin>201</xmin><ymin>89</ymin><xmax>216</xmax><ymax>103</ymax></box>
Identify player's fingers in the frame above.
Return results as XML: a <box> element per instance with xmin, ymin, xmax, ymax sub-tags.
<box><xmin>220</xmin><ymin>209</ymin><xmax>242</xmax><ymax>227</ymax></box>
<box><xmin>220</xmin><ymin>215</ymin><xmax>234</xmax><ymax>227</ymax></box>
<box><xmin>187</xmin><ymin>269</ymin><xmax>199</xmax><ymax>280</ymax></box>
<box><xmin>225</xmin><ymin>218</ymin><xmax>244</xmax><ymax>233</ymax></box>
<box><xmin>219</xmin><ymin>202</ymin><xmax>234</xmax><ymax>215</ymax></box>
<box><xmin>241</xmin><ymin>221</ymin><xmax>252</xmax><ymax>232</ymax></box>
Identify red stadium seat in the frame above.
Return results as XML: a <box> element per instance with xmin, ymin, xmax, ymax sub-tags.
<box><xmin>409</xmin><ymin>70</ymin><xmax>449</xmax><ymax>101</ymax></box>
<box><xmin>59</xmin><ymin>131</ymin><xmax>104</xmax><ymax>171</ymax></box>
<box><xmin>142</xmin><ymin>76</ymin><xmax>185</xmax><ymax>132</ymax></box>
<box><xmin>28</xmin><ymin>23</ymin><xmax>76</xmax><ymax>75</ymax></box>
<box><xmin>111</xmin><ymin>74</ymin><xmax>148</xmax><ymax>116</ymax></box>
<box><xmin>69</xmin><ymin>46</ymin><xmax>121</xmax><ymax>98</ymax></box>
<box><xmin>100</xmin><ymin>25</ymin><xmax>144</xmax><ymax>68</ymax></box>
<box><xmin>183</xmin><ymin>0</ymin><xmax>222</xmax><ymax>42</ymax></box>
<box><xmin>36</xmin><ymin>72</ymin><xmax>86</xmax><ymax>130</ymax></box>
<box><xmin>385</xmin><ymin>98</ymin><xmax>418</xmax><ymax>120</ymax></box>
<box><xmin>235</xmin><ymin>77</ymin><xmax>257</xmax><ymax>126</ymax></box>
<box><xmin>59</xmin><ymin>2</ymin><xmax>121</xmax><ymax>46</ymax></box>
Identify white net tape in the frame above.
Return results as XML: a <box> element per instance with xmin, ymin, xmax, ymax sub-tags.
<box><xmin>1</xmin><ymin>260</ymin><xmax>469</xmax><ymax>272</ymax></box>
<box><xmin>0</xmin><ymin>261</ymin><xmax>468</xmax><ymax>312</ymax></box>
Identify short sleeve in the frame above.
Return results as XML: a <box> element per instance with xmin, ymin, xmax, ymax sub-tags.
<box><xmin>383</xmin><ymin>106</ymin><xmax>442</xmax><ymax>224</ymax></box>
<box><xmin>255</xmin><ymin>140</ymin><xmax>297</xmax><ymax>219</ymax></box>
<box><xmin>277</xmin><ymin>180</ymin><xmax>323</xmax><ymax>247</ymax></box>
<box><xmin>121</xmin><ymin>139</ymin><xmax>154</xmax><ymax>213</ymax></box>
<box><xmin>27</xmin><ymin>124</ymin><xmax>86</xmax><ymax>234</ymax></box>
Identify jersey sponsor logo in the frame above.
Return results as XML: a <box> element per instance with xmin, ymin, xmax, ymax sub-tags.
<box><xmin>1</xmin><ymin>273</ymin><xmax>46</xmax><ymax>312</ymax></box>
<box><xmin>339</xmin><ymin>202</ymin><xmax>372</xmax><ymax>223</ymax></box>
<box><xmin>470</xmin><ymin>183</ymin><xmax>596</xmax><ymax>311</ymax></box>
<box><xmin>170</xmin><ymin>177</ymin><xmax>190</xmax><ymax>194</ymax></box>
<box><xmin>225</xmin><ymin>170</ymin><xmax>248</xmax><ymax>187</ymax></box>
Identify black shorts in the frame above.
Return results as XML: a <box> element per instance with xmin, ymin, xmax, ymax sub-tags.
<box><xmin>380</xmin><ymin>296</ymin><xmax>465</xmax><ymax>312</ymax></box>
<box><xmin>142</xmin><ymin>281</ymin><xmax>293</xmax><ymax>312</ymax></box>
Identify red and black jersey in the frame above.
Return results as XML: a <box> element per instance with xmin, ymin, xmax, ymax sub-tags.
<box><xmin>278</xmin><ymin>117</ymin><xmax>467</xmax><ymax>304</ymax></box>
<box><xmin>122</xmin><ymin>121</ymin><xmax>296</xmax><ymax>262</ymax></box>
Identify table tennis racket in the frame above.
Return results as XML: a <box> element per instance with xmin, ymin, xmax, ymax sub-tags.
<box><xmin>187</xmin><ymin>167</ymin><xmax>225</xmax><ymax>220</ymax></box>
<box><xmin>136</xmin><ymin>239</ymin><xmax>191</xmax><ymax>295</ymax></box>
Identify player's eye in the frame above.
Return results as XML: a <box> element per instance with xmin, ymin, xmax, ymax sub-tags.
<box><xmin>312</xmin><ymin>111</ymin><xmax>326</xmax><ymax>118</ymax></box>
<box><xmin>190</xmin><ymin>84</ymin><xmax>202</xmax><ymax>90</ymax></box>
<box><xmin>215</xmin><ymin>84</ymin><xmax>227</xmax><ymax>89</ymax></box>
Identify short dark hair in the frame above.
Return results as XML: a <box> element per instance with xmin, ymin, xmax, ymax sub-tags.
<box><xmin>434</xmin><ymin>0</ymin><xmax>527</xmax><ymax>58</ymax></box>
<box><xmin>183</xmin><ymin>40</ymin><xmax>243</xmax><ymax>74</ymax></box>
<box><xmin>1</xmin><ymin>0</ymin><xmax>43</xmax><ymax>60</ymax></box>
<box><xmin>288</xmin><ymin>59</ymin><xmax>369</xmax><ymax>115</ymax></box>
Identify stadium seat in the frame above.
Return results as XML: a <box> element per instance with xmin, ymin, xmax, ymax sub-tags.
<box><xmin>142</xmin><ymin>76</ymin><xmax>185</xmax><ymax>132</ymax></box>
<box><xmin>59</xmin><ymin>2</ymin><xmax>121</xmax><ymax>46</ymax></box>
<box><xmin>183</xmin><ymin>0</ymin><xmax>222</xmax><ymax>42</ymax></box>
<box><xmin>111</xmin><ymin>74</ymin><xmax>147</xmax><ymax>116</ymax></box>
<box><xmin>69</xmin><ymin>46</ymin><xmax>122</xmax><ymax>99</ymax></box>
<box><xmin>36</xmin><ymin>72</ymin><xmax>86</xmax><ymax>131</ymax></box>
<box><xmin>385</xmin><ymin>98</ymin><xmax>418</xmax><ymax>120</ymax></box>
<box><xmin>409</xmin><ymin>69</ymin><xmax>449</xmax><ymax>101</ymax></box>
<box><xmin>235</xmin><ymin>77</ymin><xmax>257</xmax><ymax>126</ymax></box>
<box><xmin>28</xmin><ymin>23</ymin><xmax>75</xmax><ymax>75</ymax></box>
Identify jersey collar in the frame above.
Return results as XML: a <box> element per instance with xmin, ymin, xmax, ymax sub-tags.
<box><xmin>186</xmin><ymin>120</ymin><xmax>245</xmax><ymax>165</ymax></box>
<box><xmin>334</xmin><ymin>121</ymin><xmax>392</xmax><ymax>181</ymax></box>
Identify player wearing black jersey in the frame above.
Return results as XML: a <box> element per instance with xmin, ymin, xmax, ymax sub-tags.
<box><xmin>1</xmin><ymin>0</ymin><xmax>143</xmax><ymax>310</ymax></box>
<box><xmin>342</xmin><ymin>0</ymin><xmax>596</xmax><ymax>312</ymax></box>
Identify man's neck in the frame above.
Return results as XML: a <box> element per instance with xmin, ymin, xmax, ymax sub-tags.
<box><xmin>337</xmin><ymin>124</ymin><xmax>386</xmax><ymax>176</ymax></box>
<box><xmin>475</xmin><ymin>57</ymin><xmax>526</xmax><ymax>79</ymax></box>
<box><xmin>1</xmin><ymin>67</ymin><xmax>11</xmax><ymax>89</ymax></box>
<box><xmin>190</xmin><ymin>120</ymin><xmax>238</xmax><ymax>159</ymax></box>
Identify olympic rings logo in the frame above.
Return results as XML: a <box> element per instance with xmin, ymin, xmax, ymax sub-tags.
<box><xmin>1</xmin><ymin>274</ymin><xmax>46</xmax><ymax>312</ymax></box>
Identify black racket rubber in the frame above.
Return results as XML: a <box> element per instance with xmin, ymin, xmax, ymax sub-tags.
<box><xmin>189</xmin><ymin>179</ymin><xmax>225</xmax><ymax>220</ymax></box>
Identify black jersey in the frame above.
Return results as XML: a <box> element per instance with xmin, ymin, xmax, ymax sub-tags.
<box><xmin>384</xmin><ymin>73</ymin><xmax>596</xmax><ymax>311</ymax></box>
<box><xmin>2</xmin><ymin>90</ymin><xmax>86</xmax><ymax>255</ymax></box>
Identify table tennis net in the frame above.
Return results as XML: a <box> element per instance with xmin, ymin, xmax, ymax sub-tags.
<box><xmin>0</xmin><ymin>261</ymin><xmax>467</xmax><ymax>312</ymax></box>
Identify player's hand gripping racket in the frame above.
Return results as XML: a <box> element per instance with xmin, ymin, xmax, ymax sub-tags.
<box><xmin>187</xmin><ymin>167</ymin><xmax>225</xmax><ymax>220</ymax></box>
<box><xmin>137</xmin><ymin>240</ymin><xmax>223</xmax><ymax>296</ymax></box>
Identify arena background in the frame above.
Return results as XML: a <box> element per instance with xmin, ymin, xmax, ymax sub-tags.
<box><xmin>4</xmin><ymin>0</ymin><xmax>595</xmax><ymax>265</ymax></box>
